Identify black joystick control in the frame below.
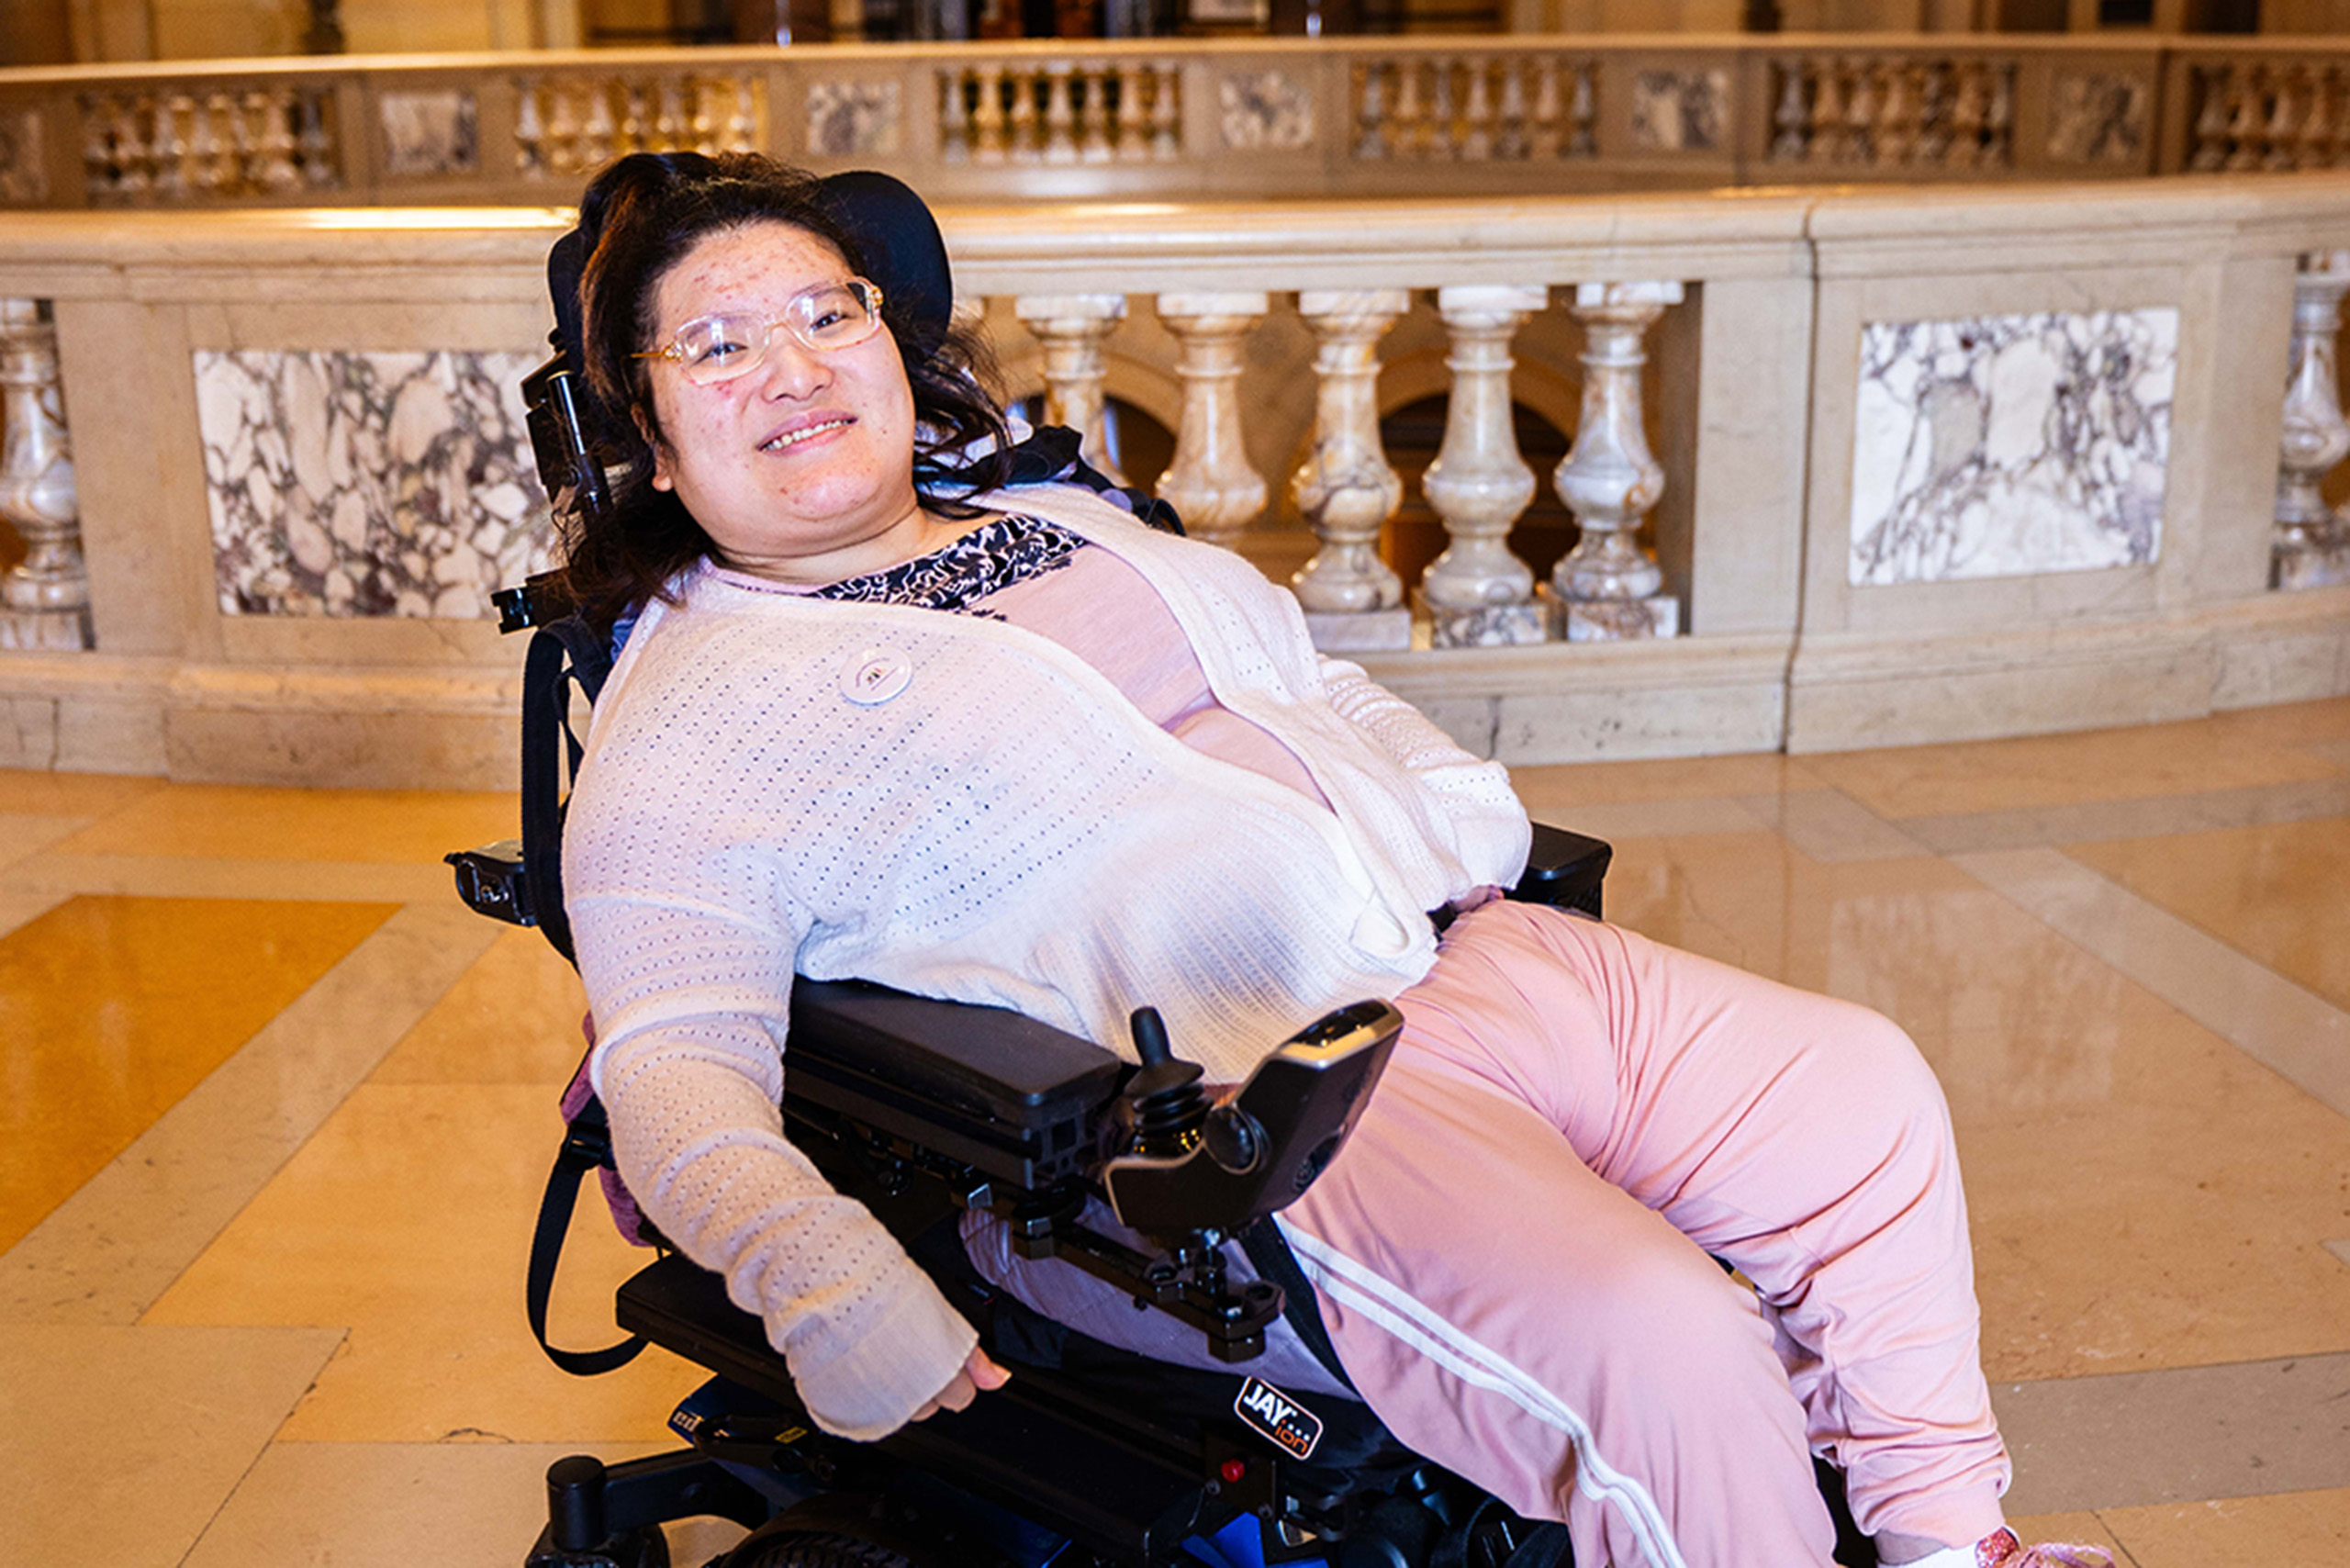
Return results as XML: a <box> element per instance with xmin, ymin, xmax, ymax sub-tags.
<box><xmin>1123</xmin><ymin>1007</ymin><xmax>1210</xmax><ymax>1159</ymax></box>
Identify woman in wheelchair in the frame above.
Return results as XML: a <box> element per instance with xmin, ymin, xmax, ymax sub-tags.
<box><xmin>546</xmin><ymin>150</ymin><xmax>2100</xmax><ymax>1568</ymax></box>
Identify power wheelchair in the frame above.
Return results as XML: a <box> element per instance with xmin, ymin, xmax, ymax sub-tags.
<box><xmin>452</xmin><ymin>160</ymin><xmax>1879</xmax><ymax>1568</ymax></box>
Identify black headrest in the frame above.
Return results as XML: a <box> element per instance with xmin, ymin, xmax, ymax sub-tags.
<box><xmin>542</xmin><ymin>168</ymin><xmax>954</xmax><ymax>375</ymax></box>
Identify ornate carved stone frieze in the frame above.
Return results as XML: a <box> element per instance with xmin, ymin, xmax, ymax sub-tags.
<box><xmin>0</xmin><ymin>301</ymin><xmax>92</xmax><ymax>651</ymax></box>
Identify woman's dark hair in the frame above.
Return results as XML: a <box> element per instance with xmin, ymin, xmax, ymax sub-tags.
<box><xmin>559</xmin><ymin>151</ymin><xmax>1013</xmax><ymax>633</ymax></box>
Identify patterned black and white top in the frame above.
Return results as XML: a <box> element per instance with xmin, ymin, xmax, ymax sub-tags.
<box><xmin>811</xmin><ymin>513</ymin><xmax>1086</xmax><ymax>619</ymax></box>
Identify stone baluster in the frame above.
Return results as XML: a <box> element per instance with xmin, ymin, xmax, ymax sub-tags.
<box><xmin>1149</xmin><ymin>62</ymin><xmax>1181</xmax><ymax>160</ymax></box>
<box><xmin>1420</xmin><ymin>285</ymin><xmax>1549</xmax><ymax>648</ymax></box>
<box><xmin>2298</xmin><ymin>69</ymin><xmax>2334</xmax><ymax>170</ymax></box>
<box><xmin>941</xmin><ymin>71</ymin><xmax>971</xmax><ymax>162</ymax></box>
<box><xmin>1844</xmin><ymin>61</ymin><xmax>1879</xmax><ymax>166</ymax></box>
<box><xmin>1115</xmin><ymin>65</ymin><xmax>1151</xmax><ymax>161</ymax></box>
<box><xmin>1290</xmin><ymin>290</ymin><xmax>1410</xmax><ymax>649</ymax></box>
<box><xmin>1461</xmin><ymin>60</ymin><xmax>1494</xmax><ymax>162</ymax></box>
<box><xmin>651</xmin><ymin>78</ymin><xmax>685</xmax><ymax>149</ymax></box>
<box><xmin>2264</xmin><ymin>69</ymin><xmax>2305</xmax><ymax>171</ymax></box>
<box><xmin>619</xmin><ymin>84</ymin><xmax>649</xmax><ymax>154</ymax></box>
<box><xmin>2189</xmin><ymin>66</ymin><xmax>2232</xmax><ymax>171</ymax></box>
<box><xmin>2274</xmin><ymin>252</ymin><xmax>2350</xmax><ymax>590</ymax></box>
<box><xmin>1771</xmin><ymin>62</ymin><xmax>1809</xmax><ymax>161</ymax></box>
<box><xmin>690</xmin><ymin>80</ymin><xmax>720</xmax><ymax>154</ymax></box>
<box><xmin>256</xmin><ymin>90</ymin><xmax>299</xmax><ymax>191</ymax></box>
<box><xmin>1810</xmin><ymin>62</ymin><xmax>1848</xmax><ymax>163</ymax></box>
<box><xmin>185</xmin><ymin>95</ymin><xmax>225</xmax><ymax>196</ymax></box>
<box><xmin>1393</xmin><ymin>60</ymin><xmax>1427</xmax><ymax>158</ymax></box>
<box><xmin>515</xmin><ymin>82</ymin><xmax>546</xmax><ymax>174</ymax></box>
<box><xmin>152</xmin><ymin>95</ymin><xmax>191</xmax><ymax>199</ymax></box>
<box><xmin>582</xmin><ymin>84</ymin><xmax>618</xmax><ymax>167</ymax></box>
<box><xmin>1430</xmin><ymin>57</ymin><xmax>1460</xmax><ymax>160</ymax></box>
<box><xmin>0</xmin><ymin>301</ymin><xmax>93</xmax><ymax>652</ymax></box>
<box><xmin>118</xmin><ymin>97</ymin><xmax>155</xmax><ymax>195</ymax></box>
<box><xmin>1551</xmin><ymin>282</ymin><xmax>1684</xmax><ymax>641</ymax></box>
<box><xmin>1494</xmin><ymin>62</ymin><xmax>1529</xmax><ymax>160</ymax></box>
<box><xmin>1043</xmin><ymin>64</ymin><xmax>1079</xmax><ymax>164</ymax></box>
<box><xmin>726</xmin><ymin>79</ymin><xmax>757</xmax><ymax>152</ymax></box>
<box><xmin>544</xmin><ymin>84</ymin><xmax>580</xmax><ymax>175</ymax></box>
<box><xmin>1080</xmin><ymin>68</ymin><xmax>1114</xmax><ymax>162</ymax></box>
<box><xmin>1154</xmin><ymin>292</ymin><xmax>1270</xmax><ymax>551</ymax></box>
<box><xmin>2226</xmin><ymin>68</ymin><xmax>2266</xmax><ymax>171</ymax></box>
<box><xmin>1566</xmin><ymin>62</ymin><xmax>1597</xmax><ymax>156</ymax></box>
<box><xmin>1915</xmin><ymin>63</ymin><xmax>1953</xmax><ymax>166</ymax></box>
<box><xmin>1983</xmin><ymin>64</ymin><xmax>2015</xmax><ymax>166</ymax></box>
<box><xmin>1878</xmin><ymin>64</ymin><xmax>1918</xmax><ymax>167</ymax></box>
<box><xmin>1529</xmin><ymin>59</ymin><xmax>1561</xmax><ymax>160</ymax></box>
<box><xmin>297</xmin><ymin>92</ymin><xmax>334</xmax><ymax>187</ymax></box>
<box><xmin>1949</xmin><ymin>62</ymin><xmax>1988</xmax><ymax>169</ymax></box>
<box><xmin>81</xmin><ymin>105</ymin><xmax>115</xmax><ymax>197</ymax></box>
<box><xmin>1353</xmin><ymin>63</ymin><xmax>1388</xmax><ymax>160</ymax></box>
<box><xmin>1014</xmin><ymin>294</ymin><xmax>1128</xmax><ymax>483</ymax></box>
<box><xmin>1010</xmin><ymin>71</ymin><xmax>1040</xmax><ymax>162</ymax></box>
<box><xmin>974</xmin><ymin>65</ymin><xmax>1008</xmax><ymax>163</ymax></box>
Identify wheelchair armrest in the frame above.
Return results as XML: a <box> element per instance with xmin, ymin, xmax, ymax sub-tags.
<box><xmin>1507</xmin><ymin>822</ymin><xmax>1613</xmax><ymax>919</ymax></box>
<box><xmin>784</xmin><ymin>981</ymin><xmax>1125</xmax><ymax>1191</ymax></box>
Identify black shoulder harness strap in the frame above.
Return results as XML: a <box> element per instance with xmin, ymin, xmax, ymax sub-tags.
<box><xmin>525</xmin><ymin>1090</ymin><xmax>649</xmax><ymax>1376</ymax></box>
<box><xmin>519</xmin><ymin>611</ymin><xmax>612</xmax><ymax>966</ymax></box>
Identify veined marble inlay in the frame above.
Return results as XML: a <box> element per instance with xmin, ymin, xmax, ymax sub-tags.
<box><xmin>0</xmin><ymin>108</ymin><xmax>47</xmax><ymax>202</ymax></box>
<box><xmin>1220</xmin><ymin>70</ymin><xmax>1314</xmax><ymax>151</ymax></box>
<box><xmin>197</xmin><ymin>351</ymin><xmax>552</xmax><ymax>618</ymax></box>
<box><xmin>807</xmin><ymin>80</ymin><xmax>901</xmax><ymax>158</ymax></box>
<box><xmin>1629</xmin><ymin>70</ymin><xmax>1727</xmax><ymax>152</ymax></box>
<box><xmin>378</xmin><ymin>90</ymin><xmax>477</xmax><ymax>178</ymax></box>
<box><xmin>1850</xmin><ymin>309</ymin><xmax>2177</xmax><ymax>586</ymax></box>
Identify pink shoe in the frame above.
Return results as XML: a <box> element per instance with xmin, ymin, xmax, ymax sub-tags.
<box><xmin>1976</xmin><ymin>1528</ymin><xmax>2114</xmax><ymax>1568</ymax></box>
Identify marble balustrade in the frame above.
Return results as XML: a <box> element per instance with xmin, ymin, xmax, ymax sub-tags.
<box><xmin>6</xmin><ymin>36</ymin><xmax>2350</xmax><ymax>212</ymax></box>
<box><xmin>2</xmin><ymin>176</ymin><xmax>2348</xmax><ymax>788</ymax></box>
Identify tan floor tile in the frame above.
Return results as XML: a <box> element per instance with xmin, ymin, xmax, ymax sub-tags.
<box><xmin>1956</xmin><ymin>1003</ymin><xmax>2350</xmax><ymax>1383</ymax></box>
<box><xmin>1510</xmin><ymin>750</ymin><xmax>1828</xmax><ymax>811</ymax></box>
<box><xmin>144</xmin><ymin>1082</ymin><xmax>709</xmax><ymax>1444</ymax></box>
<box><xmin>4</xmin><ymin>850</ymin><xmax>453</xmax><ymax>903</ymax></box>
<box><xmin>0</xmin><ymin>894</ymin><xmax>397</xmax><ymax>1255</ymax></box>
<box><xmin>1799</xmin><ymin>717</ymin><xmax>2344</xmax><ymax>821</ymax></box>
<box><xmin>2191</xmin><ymin>696</ymin><xmax>2350</xmax><ymax>751</ymax></box>
<box><xmin>181</xmin><ymin>1440</ymin><xmax>748</xmax><ymax>1568</ymax></box>
<box><xmin>2101</xmin><ymin>1486</ymin><xmax>2350</xmax><ymax>1568</ymax></box>
<box><xmin>2066</xmin><ymin>816</ymin><xmax>2350</xmax><ymax>1014</ymax></box>
<box><xmin>0</xmin><ymin>811</ymin><xmax>86</xmax><ymax>870</ymax></box>
<box><xmin>0</xmin><ymin>888</ymin><xmax>64</xmax><ymax>940</ymax></box>
<box><xmin>371</xmin><ymin>926</ymin><xmax>589</xmax><ymax>1088</ymax></box>
<box><xmin>1</xmin><ymin>1322</ymin><xmax>343</xmax><ymax>1568</ymax></box>
<box><xmin>50</xmin><ymin>779</ymin><xmax>517</xmax><ymax>864</ymax></box>
<box><xmin>0</xmin><ymin>767</ymin><xmax>165</xmax><ymax>816</ymax></box>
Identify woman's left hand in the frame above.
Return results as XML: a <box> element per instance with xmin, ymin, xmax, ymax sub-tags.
<box><xmin>909</xmin><ymin>1345</ymin><xmax>1012</xmax><ymax>1423</ymax></box>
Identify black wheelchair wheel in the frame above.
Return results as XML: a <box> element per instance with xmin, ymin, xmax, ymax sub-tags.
<box><xmin>725</xmin><ymin>1532</ymin><xmax>916</xmax><ymax>1568</ymax></box>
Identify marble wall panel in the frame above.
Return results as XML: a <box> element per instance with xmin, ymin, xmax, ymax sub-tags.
<box><xmin>1850</xmin><ymin>309</ymin><xmax>2178</xmax><ymax>587</ymax></box>
<box><xmin>0</xmin><ymin>108</ymin><xmax>48</xmax><ymax>203</ymax></box>
<box><xmin>1220</xmin><ymin>71</ymin><xmax>1315</xmax><ymax>151</ymax></box>
<box><xmin>1630</xmin><ymin>70</ymin><xmax>1728</xmax><ymax>153</ymax></box>
<box><xmin>377</xmin><ymin>91</ymin><xmax>478</xmax><ymax>179</ymax></box>
<box><xmin>196</xmin><ymin>351</ymin><xmax>553</xmax><ymax>619</ymax></box>
<box><xmin>806</xmin><ymin>81</ymin><xmax>900</xmax><ymax>159</ymax></box>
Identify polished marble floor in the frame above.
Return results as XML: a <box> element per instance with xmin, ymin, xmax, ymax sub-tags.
<box><xmin>6</xmin><ymin>703</ymin><xmax>2350</xmax><ymax>1567</ymax></box>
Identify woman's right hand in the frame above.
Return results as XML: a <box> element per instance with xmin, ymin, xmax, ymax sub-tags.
<box><xmin>909</xmin><ymin>1345</ymin><xmax>1012</xmax><ymax>1423</ymax></box>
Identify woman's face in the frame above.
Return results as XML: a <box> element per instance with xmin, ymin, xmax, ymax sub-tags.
<box><xmin>642</xmin><ymin>220</ymin><xmax>923</xmax><ymax>584</ymax></box>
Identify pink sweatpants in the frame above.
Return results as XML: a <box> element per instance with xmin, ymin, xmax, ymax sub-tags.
<box><xmin>1276</xmin><ymin>901</ymin><xmax>2011</xmax><ymax>1568</ymax></box>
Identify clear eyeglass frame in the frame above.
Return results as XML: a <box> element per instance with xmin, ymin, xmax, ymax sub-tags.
<box><xmin>633</xmin><ymin>278</ymin><xmax>888</xmax><ymax>386</ymax></box>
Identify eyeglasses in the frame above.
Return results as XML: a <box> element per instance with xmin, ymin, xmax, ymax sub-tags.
<box><xmin>634</xmin><ymin>278</ymin><xmax>887</xmax><ymax>386</ymax></box>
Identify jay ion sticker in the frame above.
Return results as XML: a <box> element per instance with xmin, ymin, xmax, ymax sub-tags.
<box><xmin>1234</xmin><ymin>1376</ymin><xmax>1324</xmax><ymax>1461</ymax></box>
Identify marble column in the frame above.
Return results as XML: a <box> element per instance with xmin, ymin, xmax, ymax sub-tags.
<box><xmin>1420</xmin><ymin>284</ymin><xmax>1548</xmax><ymax>647</ymax></box>
<box><xmin>1013</xmin><ymin>293</ymin><xmax>1128</xmax><ymax>485</ymax></box>
<box><xmin>1155</xmin><ymin>292</ymin><xmax>1269</xmax><ymax>550</ymax></box>
<box><xmin>2276</xmin><ymin>251</ymin><xmax>2350</xmax><ymax>590</ymax></box>
<box><xmin>0</xmin><ymin>300</ymin><xmax>93</xmax><ymax>651</ymax></box>
<box><xmin>1290</xmin><ymin>289</ymin><xmax>1410</xmax><ymax>652</ymax></box>
<box><xmin>1551</xmin><ymin>281</ymin><xmax>1683</xmax><ymax>641</ymax></box>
